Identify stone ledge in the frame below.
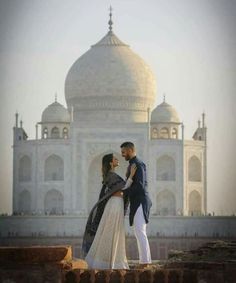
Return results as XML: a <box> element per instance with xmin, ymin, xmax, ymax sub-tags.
<box><xmin>0</xmin><ymin>245</ymin><xmax>72</xmax><ymax>263</ymax></box>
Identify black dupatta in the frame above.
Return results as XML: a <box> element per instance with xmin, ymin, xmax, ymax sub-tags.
<box><xmin>81</xmin><ymin>172</ymin><xmax>129</xmax><ymax>258</ymax></box>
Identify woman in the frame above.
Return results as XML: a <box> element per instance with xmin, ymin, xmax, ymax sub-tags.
<box><xmin>82</xmin><ymin>153</ymin><xmax>136</xmax><ymax>269</ymax></box>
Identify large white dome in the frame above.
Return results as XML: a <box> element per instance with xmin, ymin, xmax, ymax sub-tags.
<box><xmin>65</xmin><ymin>30</ymin><xmax>157</xmax><ymax>123</ymax></box>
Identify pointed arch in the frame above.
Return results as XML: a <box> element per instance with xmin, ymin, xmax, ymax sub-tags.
<box><xmin>19</xmin><ymin>155</ymin><xmax>31</xmax><ymax>182</ymax></box>
<box><xmin>51</xmin><ymin>127</ymin><xmax>60</xmax><ymax>139</ymax></box>
<box><xmin>156</xmin><ymin>190</ymin><xmax>176</xmax><ymax>215</ymax></box>
<box><xmin>44</xmin><ymin>189</ymin><xmax>63</xmax><ymax>214</ymax></box>
<box><xmin>188</xmin><ymin>156</ymin><xmax>201</xmax><ymax>182</ymax></box>
<box><xmin>189</xmin><ymin>190</ymin><xmax>201</xmax><ymax>216</ymax></box>
<box><xmin>151</xmin><ymin>128</ymin><xmax>158</xmax><ymax>139</ymax></box>
<box><xmin>18</xmin><ymin>190</ymin><xmax>31</xmax><ymax>213</ymax></box>
<box><xmin>157</xmin><ymin>155</ymin><xmax>176</xmax><ymax>181</ymax></box>
<box><xmin>43</xmin><ymin>127</ymin><xmax>48</xmax><ymax>139</ymax></box>
<box><xmin>44</xmin><ymin>154</ymin><xmax>64</xmax><ymax>181</ymax></box>
<box><xmin>63</xmin><ymin>127</ymin><xmax>69</xmax><ymax>139</ymax></box>
<box><xmin>160</xmin><ymin>127</ymin><xmax>169</xmax><ymax>139</ymax></box>
<box><xmin>172</xmin><ymin>128</ymin><xmax>178</xmax><ymax>139</ymax></box>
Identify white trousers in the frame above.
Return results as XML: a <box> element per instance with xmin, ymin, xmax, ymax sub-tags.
<box><xmin>133</xmin><ymin>205</ymin><xmax>152</xmax><ymax>264</ymax></box>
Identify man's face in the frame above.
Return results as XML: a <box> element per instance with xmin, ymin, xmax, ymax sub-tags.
<box><xmin>121</xmin><ymin>147</ymin><xmax>132</xmax><ymax>161</ymax></box>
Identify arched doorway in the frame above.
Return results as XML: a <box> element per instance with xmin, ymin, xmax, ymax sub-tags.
<box><xmin>44</xmin><ymin>189</ymin><xmax>63</xmax><ymax>214</ymax></box>
<box><xmin>156</xmin><ymin>190</ymin><xmax>176</xmax><ymax>215</ymax></box>
<box><xmin>19</xmin><ymin>155</ymin><xmax>31</xmax><ymax>182</ymax></box>
<box><xmin>44</xmin><ymin>154</ymin><xmax>64</xmax><ymax>181</ymax></box>
<box><xmin>188</xmin><ymin>156</ymin><xmax>201</xmax><ymax>182</ymax></box>
<box><xmin>18</xmin><ymin>190</ymin><xmax>31</xmax><ymax>213</ymax></box>
<box><xmin>189</xmin><ymin>190</ymin><xmax>201</xmax><ymax>216</ymax></box>
<box><xmin>156</xmin><ymin>155</ymin><xmax>176</xmax><ymax>181</ymax></box>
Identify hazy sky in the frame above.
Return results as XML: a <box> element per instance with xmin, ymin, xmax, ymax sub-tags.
<box><xmin>0</xmin><ymin>0</ymin><xmax>235</xmax><ymax>214</ymax></box>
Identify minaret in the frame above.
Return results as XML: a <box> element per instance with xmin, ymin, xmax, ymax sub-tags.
<box><xmin>15</xmin><ymin>112</ymin><xmax>19</xmax><ymax>128</ymax></box>
<box><xmin>13</xmin><ymin>114</ymin><xmax>28</xmax><ymax>143</ymax></box>
<box><xmin>202</xmin><ymin>112</ymin><xmax>207</xmax><ymax>214</ymax></box>
<box><xmin>181</xmin><ymin>122</ymin><xmax>185</xmax><ymax>215</ymax></box>
<box><xmin>202</xmin><ymin>112</ymin><xmax>206</xmax><ymax>140</ymax></box>
<box><xmin>202</xmin><ymin>112</ymin><xmax>205</xmax><ymax>127</ymax></box>
<box><xmin>12</xmin><ymin>113</ymin><xmax>28</xmax><ymax>213</ymax></box>
<box><xmin>198</xmin><ymin>120</ymin><xmax>201</xmax><ymax>129</ymax></box>
<box><xmin>35</xmin><ymin>123</ymin><xmax>38</xmax><ymax>140</ymax></box>
<box><xmin>192</xmin><ymin>113</ymin><xmax>206</xmax><ymax>141</ymax></box>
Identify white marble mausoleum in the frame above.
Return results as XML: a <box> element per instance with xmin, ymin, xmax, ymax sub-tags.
<box><xmin>12</xmin><ymin>15</ymin><xmax>207</xmax><ymax>219</ymax></box>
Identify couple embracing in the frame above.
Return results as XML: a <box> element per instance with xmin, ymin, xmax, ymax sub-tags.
<box><xmin>82</xmin><ymin>142</ymin><xmax>152</xmax><ymax>269</ymax></box>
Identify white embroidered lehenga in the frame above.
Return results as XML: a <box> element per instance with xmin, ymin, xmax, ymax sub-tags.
<box><xmin>85</xmin><ymin>195</ymin><xmax>129</xmax><ymax>269</ymax></box>
<box><xmin>84</xmin><ymin>174</ymin><xmax>133</xmax><ymax>269</ymax></box>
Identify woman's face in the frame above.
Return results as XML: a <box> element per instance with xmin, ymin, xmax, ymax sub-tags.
<box><xmin>111</xmin><ymin>156</ymin><xmax>119</xmax><ymax>168</ymax></box>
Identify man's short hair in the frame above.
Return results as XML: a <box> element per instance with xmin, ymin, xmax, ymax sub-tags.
<box><xmin>120</xmin><ymin>142</ymin><xmax>135</xmax><ymax>149</ymax></box>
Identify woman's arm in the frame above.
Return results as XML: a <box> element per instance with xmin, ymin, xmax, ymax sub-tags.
<box><xmin>122</xmin><ymin>177</ymin><xmax>133</xmax><ymax>190</ymax></box>
<box><xmin>122</xmin><ymin>164</ymin><xmax>137</xmax><ymax>191</ymax></box>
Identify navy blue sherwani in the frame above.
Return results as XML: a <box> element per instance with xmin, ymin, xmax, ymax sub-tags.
<box><xmin>126</xmin><ymin>156</ymin><xmax>152</xmax><ymax>226</ymax></box>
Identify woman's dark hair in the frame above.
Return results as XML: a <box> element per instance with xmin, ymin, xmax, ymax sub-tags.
<box><xmin>102</xmin><ymin>153</ymin><xmax>113</xmax><ymax>183</ymax></box>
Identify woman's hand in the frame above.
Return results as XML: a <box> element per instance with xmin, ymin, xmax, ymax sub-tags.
<box><xmin>129</xmin><ymin>164</ymin><xmax>137</xmax><ymax>178</ymax></box>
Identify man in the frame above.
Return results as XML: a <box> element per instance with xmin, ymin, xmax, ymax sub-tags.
<box><xmin>120</xmin><ymin>141</ymin><xmax>152</xmax><ymax>267</ymax></box>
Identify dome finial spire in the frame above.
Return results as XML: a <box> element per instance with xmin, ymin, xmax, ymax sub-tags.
<box><xmin>163</xmin><ymin>93</ymin><xmax>166</xmax><ymax>102</ymax></box>
<box><xmin>55</xmin><ymin>92</ymin><xmax>57</xmax><ymax>102</ymax></box>
<box><xmin>108</xmin><ymin>6</ymin><xmax>113</xmax><ymax>33</ymax></box>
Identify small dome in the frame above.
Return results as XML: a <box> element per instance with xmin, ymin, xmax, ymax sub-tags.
<box><xmin>151</xmin><ymin>101</ymin><xmax>180</xmax><ymax>123</ymax></box>
<box><xmin>41</xmin><ymin>101</ymin><xmax>70</xmax><ymax>123</ymax></box>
